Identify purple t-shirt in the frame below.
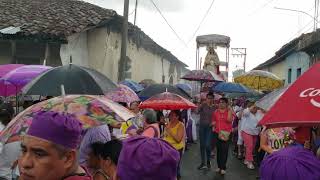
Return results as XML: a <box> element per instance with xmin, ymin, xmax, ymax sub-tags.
<box><xmin>198</xmin><ymin>103</ymin><xmax>215</xmax><ymax>125</ymax></box>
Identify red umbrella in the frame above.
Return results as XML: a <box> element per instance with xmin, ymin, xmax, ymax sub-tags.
<box><xmin>139</xmin><ymin>92</ymin><xmax>197</xmax><ymax>110</ymax></box>
<box><xmin>259</xmin><ymin>62</ymin><xmax>320</xmax><ymax>128</ymax></box>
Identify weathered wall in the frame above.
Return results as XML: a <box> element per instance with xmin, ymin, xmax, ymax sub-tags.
<box><xmin>86</xmin><ymin>28</ymin><xmax>183</xmax><ymax>84</ymax></box>
<box><xmin>261</xmin><ymin>60</ymin><xmax>286</xmax><ymax>82</ymax></box>
<box><xmin>60</xmin><ymin>33</ymin><xmax>89</xmax><ymax>67</ymax></box>
<box><xmin>284</xmin><ymin>51</ymin><xmax>310</xmax><ymax>84</ymax></box>
<box><xmin>261</xmin><ymin>51</ymin><xmax>310</xmax><ymax>85</ymax></box>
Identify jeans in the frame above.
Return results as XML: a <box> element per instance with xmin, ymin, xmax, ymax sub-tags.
<box><xmin>199</xmin><ymin>123</ymin><xmax>212</xmax><ymax>164</ymax></box>
<box><xmin>214</xmin><ymin>132</ymin><xmax>230</xmax><ymax>170</ymax></box>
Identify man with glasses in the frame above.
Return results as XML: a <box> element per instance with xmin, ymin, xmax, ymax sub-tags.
<box><xmin>197</xmin><ymin>93</ymin><xmax>216</xmax><ymax>170</ymax></box>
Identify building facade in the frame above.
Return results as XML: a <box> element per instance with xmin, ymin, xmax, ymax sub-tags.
<box><xmin>254</xmin><ymin>31</ymin><xmax>320</xmax><ymax>85</ymax></box>
<box><xmin>0</xmin><ymin>0</ymin><xmax>188</xmax><ymax>85</ymax></box>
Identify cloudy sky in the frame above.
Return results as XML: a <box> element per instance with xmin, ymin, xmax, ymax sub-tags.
<box><xmin>85</xmin><ymin>0</ymin><xmax>317</xmax><ymax>75</ymax></box>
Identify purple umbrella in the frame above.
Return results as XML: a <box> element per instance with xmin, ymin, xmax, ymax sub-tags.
<box><xmin>0</xmin><ymin>65</ymin><xmax>51</xmax><ymax>96</ymax></box>
<box><xmin>0</xmin><ymin>64</ymin><xmax>25</xmax><ymax>77</ymax></box>
<box><xmin>260</xmin><ymin>146</ymin><xmax>320</xmax><ymax>180</ymax></box>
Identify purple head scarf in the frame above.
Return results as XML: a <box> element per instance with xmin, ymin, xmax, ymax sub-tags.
<box><xmin>27</xmin><ymin>111</ymin><xmax>82</xmax><ymax>149</ymax></box>
<box><xmin>260</xmin><ymin>146</ymin><xmax>320</xmax><ymax>180</ymax></box>
<box><xmin>117</xmin><ymin>136</ymin><xmax>180</xmax><ymax>180</ymax></box>
<box><xmin>79</xmin><ymin>124</ymin><xmax>111</xmax><ymax>165</ymax></box>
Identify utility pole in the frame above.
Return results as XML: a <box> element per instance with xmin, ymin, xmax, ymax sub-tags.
<box><xmin>231</xmin><ymin>48</ymin><xmax>247</xmax><ymax>72</ymax></box>
<box><xmin>118</xmin><ymin>0</ymin><xmax>129</xmax><ymax>82</ymax></box>
<box><xmin>314</xmin><ymin>0</ymin><xmax>319</xmax><ymax>31</ymax></box>
<box><xmin>134</xmin><ymin>0</ymin><xmax>138</xmax><ymax>26</ymax></box>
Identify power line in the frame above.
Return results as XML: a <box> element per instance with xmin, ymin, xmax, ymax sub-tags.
<box><xmin>249</xmin><ymin>0</ymin><xmax>275</xmax><ymax>16</ymax></box>
<box><xmin>149</xmin><ymin>0</ymin><xmax>188</xmax><ymax>47</ymax></box>
<box><xmin>187</xmin><ymin>0</ymin><xmax>216</xmax><ymax>44</ymax></box>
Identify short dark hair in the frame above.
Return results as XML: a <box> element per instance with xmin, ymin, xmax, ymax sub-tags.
<box><xmin>0</xmin><ymin>109</ymin><xmax>13</xmax><ymax>126</ymax></box>
<box><xmin>219</xmin><ymin>97</ymin><xmax>228</xmax><ymax>104</ymax></box>
<box><xmin>91</xmin><ymin>139</ymin><xmax>122</xmax><ymax>165</ymax></box>
<box><xmin>207</xmin><ymin>93</ymin><xmax>214</xmax><ymax>98</ymax></box>
<box><xmin>171</xmin><ymin>110</ymin><xmax>182</xmax><ymax>121</ymax></box>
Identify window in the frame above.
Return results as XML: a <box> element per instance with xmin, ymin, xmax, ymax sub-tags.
<box><xmin>288</xmin><ymin>68</ymin><xmax>292</xmax><ymax>84</ymax></box>
<box><xmin>297</xmin><ymin>68</ymin><xmax>302</xmax><ymax>78</ymax></box>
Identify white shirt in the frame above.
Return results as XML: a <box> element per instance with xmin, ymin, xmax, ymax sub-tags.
<box><xmin>0</xmin><ymin>122</ymin><xmax>5</xmax><ymax>132</ymax></box>
<box><xmin>0</xmin><ymin>141</ymin><xmax>21</xmax><ymax>179</ymax></box>
<box><xmin>241</xmin><ymin>108</ymin><xmax>263</xmax><ymax>136</ymax></box>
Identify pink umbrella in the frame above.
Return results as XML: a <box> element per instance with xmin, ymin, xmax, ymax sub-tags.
<box><xmin>105</xmin><ymin>84</ymin><xmax>140</xmax><ymax>104</ymax></box>
<box><xmin>0</xmin><ymin>65</ymin><xmax>51</xmax><ymax>96</ymax></box>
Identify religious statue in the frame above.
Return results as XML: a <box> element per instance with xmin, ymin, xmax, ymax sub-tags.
<box><xmin>203</xmin><ymin>46</ymin><xmax>220</xmax><ymax>74</ymax></box>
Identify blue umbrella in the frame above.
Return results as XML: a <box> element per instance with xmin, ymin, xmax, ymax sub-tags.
<box><xmin>120</xmin><ymin>79</ymin><xmax>144</xmax><ymax>93</ymax></box>
<box><xmin>211</xmin><ymin>82</ymin><xmax>251</xmax><ymax>93</ymax></box>
<box><xmin>175</xmin><ymin>83</ymin><xmax>192</xmax><ymax>95</ymax></box>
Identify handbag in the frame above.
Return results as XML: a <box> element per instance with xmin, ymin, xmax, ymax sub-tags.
<box><xmin>217</xmin><ymin>110</ymin><xmax>231</xmax><ymax>141</ymax></box>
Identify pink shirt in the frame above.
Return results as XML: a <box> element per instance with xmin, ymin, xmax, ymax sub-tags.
<box><xmin>142</xmin><ymin>123</ymin><xmax>160</xmax><ymax>138</ymax></box>
<box><xmin>212</xmin><ymin>110</ymin><xmax>233</xmax><ymax>133</ymax></box>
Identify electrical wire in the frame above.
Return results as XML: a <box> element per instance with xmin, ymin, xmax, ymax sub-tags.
<box><xmin>186</xmin><ymin>0</ymin><xmax>216</xmax><ymax>44</ymax></box>
<box><xmin>149</xmin><ymin>0</ymin><xmax>188</xmax><ymax>47</ymax></box>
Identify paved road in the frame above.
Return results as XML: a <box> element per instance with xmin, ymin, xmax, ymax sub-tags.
<box><xmin>180</xmin><ymin>142</ymin><xmax>259</xmax><ymax>180</ymax></box>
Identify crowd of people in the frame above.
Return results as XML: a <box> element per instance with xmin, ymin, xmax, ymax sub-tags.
<box><xmin>0</xmin><ymin>96</ymin><xmax>193</xmax><ymax>180</ymax></box>
<box><xmin>196</xmin><ymin>92</ymin><xmax>320</xmax><ymax>178</ymax></box>
<box><xmin>0</xmin><ymin>92</ymin><xmax>320</xmax><ymax>180</ymax></box>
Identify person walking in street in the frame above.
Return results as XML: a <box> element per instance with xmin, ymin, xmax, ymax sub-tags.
<box><xmin>18</xmin><ymin>111</ymin><xmax>92</xmax><ymax>180</ymax></box>
<box><xmin>164</xmin><ymin>110</ymin><xmax>185</xmax><ymax>179</ymax></box>
<box><xmin>197</xmin><ymin>93</ymin><xmax>216</xmax><ymax>170</ymax></box>
<box><xmin>212</xmin><ymin>98</ymin><xmax>233</xmax><ymax>175</ymax></box>
<box><xmin>241</xmin><ymin>103</ymin><xmax>263</xmax><ymax>170</ymax></box>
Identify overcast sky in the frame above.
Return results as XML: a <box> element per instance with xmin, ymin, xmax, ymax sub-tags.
<box><xmin>85</xmin><ymin>0</ymin><xmax>317</xmax><ymax>75</ymax></box>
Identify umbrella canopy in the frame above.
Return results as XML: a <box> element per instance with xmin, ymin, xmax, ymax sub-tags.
<box><xmin>139</xmin><ymin>92</ymin><xmax>197</xmax><ymax>110</ymax></box>
<box><xmin>211</xmin><ymin>82</ymin><xmax>251</xmax><ymax>93</ymax></box>
<box><xmin>0</xmin><ymin>65</ymin><xmax>51</xmax><ymax>96</ymax></box>
<box><xmin>0</xmin><ymin>64</ymin><xmax>24</xmax><ymax>77</ymax></box>
<box><xmin>234</xmin><ymin>70</ymin><xmax>284</xmax><ymax>91</ymax></box>
<box><xmin>22</xmin><ymin>64</ymin><xmax>117</xmax><ymax>96</ymax></box>
<box><xmin>105</xmin><ymin>84</ymin><xmax>140</xmax><ymax>104</ymax></box>
<box><xmin>181</xmin><ymin>69</ymin><xmax>224</xmax><ymax>82</ymax></box>
<box><xmin>259</xmin><ymin>63</ymin><xmax>320</xmax><ymax>128</ymax></box>
<box><xmin>260</xmin><ymin>146</ymin><xmax>320</xmax><ymax>180</ymax></box>
<box><xmin>175</xmin><ymin>83</ymin><xmax>192</xmax><ymax>95</ymax></box>
<box><xmin>256</xmin><ymin>86</ymin><xmax>289</xmax><ymax>111</ymax></box>
<box><xmin>120</xmin><ymin>79</ymin><xmax>144</xmax><ymax>92</ymax></box>
<box><xmin>0</xmin><ymin>95</ymin><xmax>135</xmax><ymax>143</ymax></box>
<box><xmin>138</xmin><ymin>84</ymin><xmax>192</xmax><ymax>101</ymax></box>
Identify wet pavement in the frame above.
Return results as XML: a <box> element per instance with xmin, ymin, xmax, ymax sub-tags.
<box><xmin>181</xmin><ymin>142</ymin><xmax>259</xmax><ymax>180</ymax></box>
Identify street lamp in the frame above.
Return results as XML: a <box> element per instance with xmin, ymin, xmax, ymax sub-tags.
<box><xmin>274</xmin><ymin>7</ymin><xmax>320</xmax><ymax>31</ymax></box>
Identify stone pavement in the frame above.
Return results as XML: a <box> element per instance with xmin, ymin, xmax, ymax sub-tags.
<box><xmin>180</xmin><ymin>142</ymin><xmax>259</xmax><ymax>180</ymax></box>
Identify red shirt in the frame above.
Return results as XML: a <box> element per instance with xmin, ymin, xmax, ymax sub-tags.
<box><xmin>212</xmin><ymin>109</ymin><xmax>233</xmax><ymax>133</ymax></box>
<box><xmin>295</xmin><ymin>127</ymin><xmax>311</xmax><ymax>145</ymax></box>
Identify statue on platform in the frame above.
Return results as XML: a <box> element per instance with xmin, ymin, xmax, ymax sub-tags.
<box><xmin>203</xmin><ymin>46</ymin><xmax>220</xmax><ymax>74</ymax></box>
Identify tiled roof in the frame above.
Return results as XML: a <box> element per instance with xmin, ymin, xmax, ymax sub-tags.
<box><xmin>0</xmin><ymin>0</ymin><xmax>116</xmax><ymax>41</ymax></box>
<box><xmin>0</xmin><ymin>0</ymin><xmax>187</xmax><ymax>66</ymax></box>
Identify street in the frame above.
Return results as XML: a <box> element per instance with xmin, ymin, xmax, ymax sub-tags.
<box><xmin>181</xmin><ymin>142</ymin><xmax>259</xmax><ymax>180</ymax></box>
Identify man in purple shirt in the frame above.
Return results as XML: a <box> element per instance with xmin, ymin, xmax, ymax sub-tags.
<box><xmin>197</xmin><ymin>93</ymin><xmax>216</xmax><ymax>170</ymax></box>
